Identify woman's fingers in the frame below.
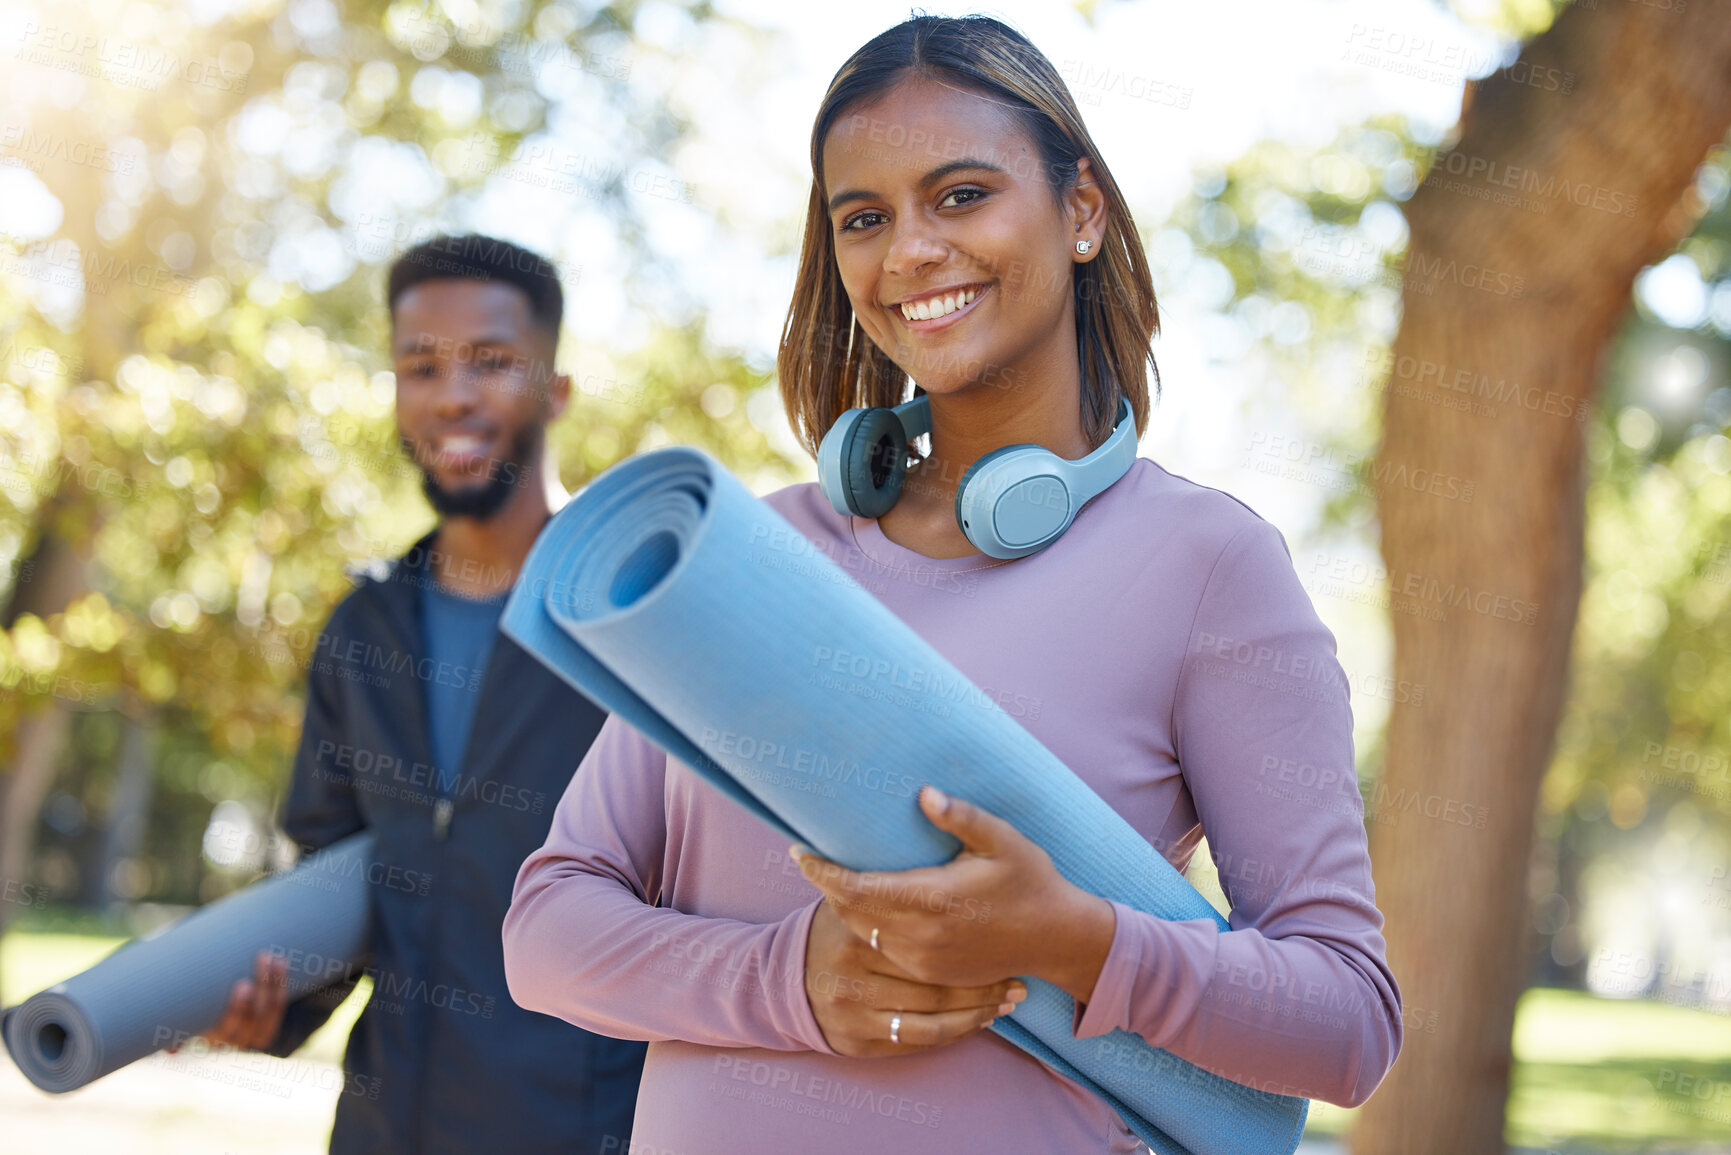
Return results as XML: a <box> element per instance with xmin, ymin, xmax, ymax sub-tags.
<box><xmin>804</xmin><ymin>895</ymin><xmax>1026</xmax><ymax>1059</ymax></box>
<box><xmin>832</xmin><ymin>1002</ymin><xmax>1006</xmax><ymax>1059</ymax></box>
<box><xmin>866</xmin><ymin>974</ymin><xmax>1026</xmax><ymax>1016</ymax></box>
<box><xmin>896</xmin><ymin>1003</ymin><xmax>1007</xmax><ymax>1049</ymax></box>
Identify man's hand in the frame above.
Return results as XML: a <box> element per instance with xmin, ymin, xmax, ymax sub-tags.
<box><xmin>168</xmin><ymin>950</ymin><xmax>290</xmax><ymax>1053</ymax></box>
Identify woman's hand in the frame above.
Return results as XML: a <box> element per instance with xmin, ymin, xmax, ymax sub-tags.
<box><xmin>793</xmin><ymin>786</ymin><xmax>1117</xmax><ymax>1004</ymax></box>
<box><xmin>803</xmin><ymin>896</ymin><xmax>1026</xmax><ymax>1057</ymax></box>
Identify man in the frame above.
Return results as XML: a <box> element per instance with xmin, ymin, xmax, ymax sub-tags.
<box><xmin>190</xmin><ymin>235</ymin><xmax>645</xmax><ymax>1153</ymax></box>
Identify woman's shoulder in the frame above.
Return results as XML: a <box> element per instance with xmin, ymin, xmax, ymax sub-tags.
<box><xmin>758</xmin><ymin>479</ymin><xmax>850</xmax><ymax>540</ymax></box>
<box><xmin>1106</xmin><ymin>458</ymin><xmax>1290</xmax><ymax>563</ymax></box>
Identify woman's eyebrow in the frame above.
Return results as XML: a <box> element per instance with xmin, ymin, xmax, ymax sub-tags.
<box><xmin>826</xmin><ymin>158</ymin><xmax>1007</xmax><ymax>214</ymax></box>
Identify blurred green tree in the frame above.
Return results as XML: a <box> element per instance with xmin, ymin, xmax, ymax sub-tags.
<box><xmin>0</xmin><ymin>0</ymin><xmax>798</xmax><ymax>924</ymax></box>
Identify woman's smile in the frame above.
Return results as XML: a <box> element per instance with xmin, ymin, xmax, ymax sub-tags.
<box><xmin>893</xmin><ymin>282</ymin><xmax>991</xmax><ymax>333</ymax></box>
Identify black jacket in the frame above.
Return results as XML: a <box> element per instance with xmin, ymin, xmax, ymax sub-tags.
<box><xmin>268</xmin><ymin>528</ymin><xmax>645</xmax><ymax>1154</ymax></box>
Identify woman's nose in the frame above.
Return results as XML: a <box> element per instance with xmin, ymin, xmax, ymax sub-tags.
<box><xmin>882</xmin><ymin>222</ymin><xmax>949</xmax><ymax>277</ymax></box>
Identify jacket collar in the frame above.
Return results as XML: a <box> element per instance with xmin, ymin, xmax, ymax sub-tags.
<box><xmin>351</xmin><ymin>524</ymin><xmax>558</xmax><ymax>786</ymax></box>
<box><xmin>359</xmin><ymin>526</ymin><xmax>443</xmax><ymax>647</ymax></box>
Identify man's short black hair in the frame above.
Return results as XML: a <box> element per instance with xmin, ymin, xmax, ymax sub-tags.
<box><xmin>386</xmin><ymin>234</ymin><xmax>563</xmax><ymax>341</ymax></box>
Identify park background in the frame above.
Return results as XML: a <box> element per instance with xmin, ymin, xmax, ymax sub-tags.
<box><xmin>1</xmin><ymin>0</ymin><xmax>1730</xmax><ymax>1150</ymax></box>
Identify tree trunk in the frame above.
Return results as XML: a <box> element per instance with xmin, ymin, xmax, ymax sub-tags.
<box><xmin>93</xmin><ymin>710</ymin><xmax>159</xmax><ymax>910</ymax></box>
<box><xmin>0</xmin><ymin>702</ymin><xmax>70</xmax><ymax>937</ymax></box>
<box><xmin>1354</xmin><ymin>6</ymin><xmax>1731</xmax><ymax>1154</ymax></box>
<box><xmin>0</xmin><ymin>490</ymin><xmax>90</xmax><ymax>936</ymax></box>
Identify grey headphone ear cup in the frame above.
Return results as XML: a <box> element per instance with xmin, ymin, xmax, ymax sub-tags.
<box><xmin>954</xmin><ymin>443</ymin><xmax>1045</xmax><ymax>538</ymax></box>
<box><xmin>950</xmin><ymin>394</ymin><xmax>1136</xmax><ymax>558</ymax></box>
<box><xmin>840</xmin><ymin>408</ymin><xmax>910</xmax><ymax>519</ymax></box>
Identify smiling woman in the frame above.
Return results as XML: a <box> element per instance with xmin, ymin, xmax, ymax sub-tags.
<box><xmin>501</xmin><ymin>15</ymin><xmax>1402</xmax><ymax>1155</ymax></box>
<box><xmin>779</xmin><ymin>16</ymin><xmax>1157</xmax><ymax>460</ymax></box>
<box><xmin>777</xmin><ymin>20</ymin><xmax>1160</xmax><ymax>562</ymax></box>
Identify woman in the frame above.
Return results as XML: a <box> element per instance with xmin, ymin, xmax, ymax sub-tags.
<box><xmin>503</xmin><ymin>16</ymin><xmax>1401</xmax><ymax>1154</ymax></box>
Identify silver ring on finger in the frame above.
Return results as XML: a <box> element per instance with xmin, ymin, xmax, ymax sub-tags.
<box><xmin>870</xmin><ymin>927</ymin><xmax>880</xmax><ymax>951</ymax></box>
<box><xmin>890</xmin><ymin>1014</ymin><xmax>901</xmax><ymax>1045</ymax></box>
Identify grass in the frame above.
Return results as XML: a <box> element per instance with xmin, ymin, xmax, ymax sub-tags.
<box><xmin>5</xmin><ymin>932</ymin><xmax>1730</xmax><ymax>1147</ymax></box>
<box><xmin>1505</xmin><ymin>989</ymin><xmax>1731</xmax><ymax>1149</ymax></box>
<box><xmin>1302</xmin><ymin>987</ymin><xmax>1731</xmax><ymax>1149</ymax></box>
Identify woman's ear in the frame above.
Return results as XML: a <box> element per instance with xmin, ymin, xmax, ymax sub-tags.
<box><xmin>1067</xmin><ymin>157</ymin><xmax>1109</xmax><ymax>258</ymax></box>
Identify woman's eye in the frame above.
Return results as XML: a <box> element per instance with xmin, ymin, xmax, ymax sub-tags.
<box><xmin>840</xmin><ymin>210</ymin><xmax>887</xmax><ymax>232</ymax></box>
<box><xmin>941</xmin><ymin>187</ymin><xmax>986</xmax><ymax>208</ymax></box>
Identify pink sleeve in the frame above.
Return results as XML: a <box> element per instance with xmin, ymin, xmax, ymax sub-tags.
<box><xmin>501</xmin><ymin>714</ymin><xmax>838</xmax><ymax>1054</ymax></box>
<box><xmin>1070</xmin><ymin>518</ymin><xmax>1403</xmax><ymax>1108</ymax></box>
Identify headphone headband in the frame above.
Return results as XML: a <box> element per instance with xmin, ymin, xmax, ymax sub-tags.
<box><xmin>817</xmin><ymin>392</ymin><xmax>1138</xmax><ymax>559</ymax></box>
<box><xmin>892</xmin><ymin>393</ymin><xmax>931</xmax><ymax>441</ymax></box>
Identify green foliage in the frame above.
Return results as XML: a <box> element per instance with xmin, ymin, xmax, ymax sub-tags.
<box><xmin>1158</xmin><ymin>114</ymin><xmax>1436</xmax><ymax>534</ymax></box>
<box><xmin>0</xmin><ymin>0</ymin><xmax>796</xmax><ymax>906</ymax></box>
<box><xmin>1546</xmin><ymin>147</ymin><xmax>1731</xmax><ymax>821</ymax></box>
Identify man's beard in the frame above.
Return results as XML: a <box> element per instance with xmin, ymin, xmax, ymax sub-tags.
<box><xmin>405</xmin><ymin>424</ymin><xmax>539</xmax><ymax>521</ymax></box>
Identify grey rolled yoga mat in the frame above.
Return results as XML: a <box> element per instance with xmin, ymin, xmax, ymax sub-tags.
<box><xmin>3</xmin><ymin>832</ymin><xmax>372</xmax><ymax>1093</ymax></box>
<box><xmin>501</xmin><ymin>446</ymin><xmax>1310</xmax><ymax>1155</ymax></box>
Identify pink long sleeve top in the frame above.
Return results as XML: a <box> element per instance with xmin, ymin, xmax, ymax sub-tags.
<box><xmin>502</xmin><ymin>458</ymin><xmax>1403</xmax><ymax>1154</ymax></box>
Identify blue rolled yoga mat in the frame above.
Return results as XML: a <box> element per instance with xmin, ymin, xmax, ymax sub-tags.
<box><xmin>502</xmin><ymin>447</ymin><xmax>1308</xmax><ymax>1155</ymax></box>
<box><xmin>3</xmin><ymin>833</ymin><xmax>373</xmax><ymax>1093</ymax></box>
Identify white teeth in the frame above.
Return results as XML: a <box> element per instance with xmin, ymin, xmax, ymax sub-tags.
<box><xmin>900</xmin><ymin>287</ymin><xmax>980</xmax><ymax>321</ymax></box>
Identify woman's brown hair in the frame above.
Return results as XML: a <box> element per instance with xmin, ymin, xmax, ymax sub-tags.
<box><xmin>777</xmin><ymin>14</ymin><xmax>1159</xmax><ymax>460</ymax></box>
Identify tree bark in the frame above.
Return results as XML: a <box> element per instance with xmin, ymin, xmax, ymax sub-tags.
<box><xmin>93</xmin><ymin>710</ymin><xmax>159</xmax><ymax>910</ymax></box>
<box><xmin>1354</xmin><ymin>5</ymin><xmax>1731</xmax><ymax>1153</ymax></box>
<box><xmin>0</xmin><ymin>702</ymin><xmax>70</xmax><ymax>937</ymax></box>
<box><xmin>0</xmin><ymin>490</ymin><xmax>89</xmax><ymax>937</ymax></box>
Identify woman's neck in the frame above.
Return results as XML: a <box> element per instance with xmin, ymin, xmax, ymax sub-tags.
<box><xmin>925</xmin><ymin>385</ymin><xmax>1090</xmax><ymax>482</ymax></box>
<box><xmin>876</xmin><ymin>363</ymin><xmax>1090</xmax><ymax>560</ymax></box>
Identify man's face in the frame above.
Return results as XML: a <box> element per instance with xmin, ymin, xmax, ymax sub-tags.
<box><xmin>391</xmin><ymin>279</ymin><xmax>570</xmax><ymax>519</ymax></box>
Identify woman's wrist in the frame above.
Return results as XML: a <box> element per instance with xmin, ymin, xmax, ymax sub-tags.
<box><xmin>1032</xmin><ymin>886</ymin><xmax>1117</xmax><ymax>1005</ymax></box>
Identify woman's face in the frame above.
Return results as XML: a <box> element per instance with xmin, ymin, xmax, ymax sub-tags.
<box><xmin>821</xmin><ymin>75</ymin><xmax>1097</xmax><ymax>397</ymax></box>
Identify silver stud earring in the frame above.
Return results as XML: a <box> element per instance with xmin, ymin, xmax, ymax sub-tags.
<box><xmin>1075</xmin><ymin>239</ymin><xmax>1092</xmax><ymax>255</ymax></box>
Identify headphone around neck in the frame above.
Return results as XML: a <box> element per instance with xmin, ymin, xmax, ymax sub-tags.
<box><xmin>816</xmin><ymin>392</ymin><xmax>1138</xmax><ymax>560</ymax></box>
